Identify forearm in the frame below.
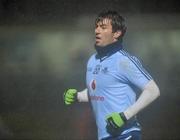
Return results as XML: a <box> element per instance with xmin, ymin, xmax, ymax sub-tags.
<box><xmin>77</xmin><ymin>88</ymin><xmax>89</xmax><ymax>102</ymax></box>
<box><xmin>124</xmin><ymin>80</ymin><xmax>160</xmax><ymax>120</ymax></box>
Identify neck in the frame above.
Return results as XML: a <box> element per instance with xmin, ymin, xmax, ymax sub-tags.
<box><xmin>95</xmin><ymin>40</ymin><xmax>123</xmax><ymax>59</ymax></box>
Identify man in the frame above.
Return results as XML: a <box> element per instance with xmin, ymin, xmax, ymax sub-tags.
<box><xmin>64</xmin><ymin>10</ymin><xmax>160</xmax><ymax>140</ymax></box>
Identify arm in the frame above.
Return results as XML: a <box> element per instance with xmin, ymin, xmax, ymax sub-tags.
<box><xmin>77</xmin><ymin>88</ymin><xmax>89</xmax><ymax>102</ymax></box>
<box><xmin>106</xmin><ymin>80</ymin><xmax>160</xmax><ymax>130</ymax></box>
<box><xmin>106</xmin><ymin>58</ymin><xmax>160</xmax><ymax>130</ymax></box>
<box><xmin>124</xmin><ymin>80</ymin><xmax>160</xmax><ymax>120</ymax></box>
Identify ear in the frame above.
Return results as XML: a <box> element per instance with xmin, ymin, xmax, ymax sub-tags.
<box><xmin>113</xmin><ymin>31</ymin><xmax>122</xmax><ymax>39</ymax></box>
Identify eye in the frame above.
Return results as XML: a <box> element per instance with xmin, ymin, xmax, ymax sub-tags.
<box><xmin>101</xmin><ymin>25</ymin><xmax>106</xmax><ymax>29</ymax></box>
<box><xmin>95</xmin><ymin>24</ymin><xmax>100</xmax><ymax>29</ymax></box>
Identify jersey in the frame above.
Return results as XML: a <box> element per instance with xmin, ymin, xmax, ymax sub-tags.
<box><xmin>86</xmin><ymin>44</ymin><xmax>152</xmax><ymax>140</ymax></box>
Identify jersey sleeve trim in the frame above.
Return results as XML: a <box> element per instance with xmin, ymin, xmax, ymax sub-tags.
<box><xmin>119</xmin><ymin>50</ymin><xmax>152</xmax><ymax>81</ymax></box>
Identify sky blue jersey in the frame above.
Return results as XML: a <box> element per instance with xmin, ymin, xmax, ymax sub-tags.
<box><xmin>86</xmin><ymin>42</ymin><xmax>152</xmax><ymax>140</ymax></box>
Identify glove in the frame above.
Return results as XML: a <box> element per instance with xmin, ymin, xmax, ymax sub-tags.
<box><xmin>105</xmin><ymin>112</ymin><xmax>127</xmax><ymax>134</ymax></box>
<box><xmin>64</xmin><ymin>89</ymin><xmax>77</xmax><ymax>105</ymax></box>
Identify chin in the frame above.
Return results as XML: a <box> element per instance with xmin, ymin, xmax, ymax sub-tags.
<box><xmin>95</xmin><ymin>42</ymin><xmax>103</xmax><ymax>46</ymax></box>
<box><xmin>95</xmin><ymin>42</ymin><xmax>100</xmax><ymax>46</ymax></box>
<box><xmin>95</xmin><ymin>43</ymin><xmax>102</xmax><ymax>47</ymax></box>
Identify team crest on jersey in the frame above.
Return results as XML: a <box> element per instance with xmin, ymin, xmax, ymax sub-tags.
<box><xmin>93</xmin><ymin>65</ymin><xmax>109</xmax><ymax>74</ymax></box>
<box><xmin>102</xmin><ymin>67</ymin><xmax>108</xmax><ymax>74</ymax></box>
<box><xmin>93</xmin><ymin>65</ymin><xmax>101</xmax><ymax>74</ymax></box>
<box><xmin>91</xmin><ymin>80</ymin><xmax>96</xmax><ymax>90</ymax></box>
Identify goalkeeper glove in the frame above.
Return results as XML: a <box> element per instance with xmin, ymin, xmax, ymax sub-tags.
<box><xmin>64</xmin><ymin>89</ymin><xmax>77</xmax><ymax>105</ymax></box>
<box><xmin>106</xmin><ymin>112</ymin><xmax>127</xmax><ymax>133</ymax></box>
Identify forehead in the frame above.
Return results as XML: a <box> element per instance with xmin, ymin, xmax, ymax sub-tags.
<box><xmin>96</xmin><ymin>18</ymin><xmax>112</xmax><ymax>26</ymax></box>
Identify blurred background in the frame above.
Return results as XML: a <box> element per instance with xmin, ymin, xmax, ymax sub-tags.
<box><xmin>0</xmin><ymin>0</ymin><xmax>180</xmax><ymax>139</ymax></box>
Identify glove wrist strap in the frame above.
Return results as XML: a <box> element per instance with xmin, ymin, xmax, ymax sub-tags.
<box><xmin>119</xmin><ymin>112</ymin><xmax>127</xmax><ymax>122</ymax></box>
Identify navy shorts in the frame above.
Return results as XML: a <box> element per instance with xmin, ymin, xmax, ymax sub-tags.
<box><xmin>102</xmin><ymin>117</ymin><xmax>141</xmax><ymax>140</ymax></box>
<box><xmin>101</xmin><ymin>130</ymin><xmax>141</xmax><ymax>140</ymax></box>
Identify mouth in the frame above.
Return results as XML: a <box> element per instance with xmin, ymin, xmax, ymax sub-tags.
<box><xmin>95</xmin><ymin>36</ymin><xmax>101</xmax><ymax>42</ymax></box>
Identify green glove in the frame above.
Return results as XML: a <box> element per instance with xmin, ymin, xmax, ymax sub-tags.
<box><xmin>64</xmin><ymin>89</ymin><xmax>77</xmax><ymax>105</ymax></box>
<box><xmin>106</xmin><ymin>112</ymin><xmax>127</xmax><ymax>129</ymax></box>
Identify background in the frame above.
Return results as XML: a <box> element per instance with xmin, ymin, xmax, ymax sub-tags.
<box><xmin>0</xmin><ymin>0</ymin><xmax>180</xmax><ymax>139</ymax></box>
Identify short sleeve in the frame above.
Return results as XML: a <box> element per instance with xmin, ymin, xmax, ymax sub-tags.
<box><xmin>118</xmin><ymin>56</ymin><xmax>152</xmax><ymax>90</ymax></box>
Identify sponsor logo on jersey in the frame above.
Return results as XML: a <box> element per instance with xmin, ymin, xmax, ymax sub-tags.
<box><xmin>90</xmin><ymin>95</ymin><xmax>104</xmax><ymax>101</ymax></box>
<box><xmin>91</xmin><ymin>79</ymin><xmax>96</xmax><ymax>90</ymax></box>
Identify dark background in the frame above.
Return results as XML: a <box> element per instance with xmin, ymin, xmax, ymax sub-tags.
<box><xmin>0</xmin><ymin>0</ymin><xmax>180</xmax><ymax>25</ymax></box>
<box><xmin>0</xmin><ymin>0</ymin><xmax>180</xmax><ymax>139</ymax></box>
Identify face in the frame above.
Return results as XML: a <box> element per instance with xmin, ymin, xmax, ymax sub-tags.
<box><xmin>95</xmin><ymin>18</ymin><xmax>121</xmax><ymax>47</ymax></box>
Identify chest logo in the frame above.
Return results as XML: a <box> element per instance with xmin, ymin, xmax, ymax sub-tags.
<box><xmin>102</xmin><ymin>67</ymin><xmax>108</xmax><ymax>74</ymax></box>
<box><xmin>93</xmin><ymin>65</ymin><xmax>101</xmax><ymax>74</ymax></box>
<box><xmin>91</xmin><ymin>80</ymin><xmax>96</xmax><ymax>90</ymax></box>
<box><xmin>93</xmin><ymin>65</ymin><xmax>109</xmax><ymax>74</ymax></box>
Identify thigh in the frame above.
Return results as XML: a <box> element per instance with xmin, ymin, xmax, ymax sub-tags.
<box><xmin>116</xmin><ymin>131</ymin><xmax>141</xmax><ymax>140</ymax></box>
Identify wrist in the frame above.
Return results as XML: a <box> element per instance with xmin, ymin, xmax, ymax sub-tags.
<box><xmin>119</xmin><ymin>112</ymin><xmax>127</xmax><ymax>122</ymax></box>
<box><xmin>77</xmin><ymin>92</ymin><xmax>80</xmax><ymax>102</ymax></box>
<box><xmin>77</xmin><ymin>89</ymin><xmax>89</xmax><ymax>102</ymax></box>
<box><xmin>124</xmin><ymin>106</ymin><xmax>135</xmax><ymax>120</ymax></box>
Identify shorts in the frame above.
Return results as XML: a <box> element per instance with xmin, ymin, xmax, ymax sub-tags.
<box><xmin>101</xmin><ymin>117</ymin><xmax>141</xmax><ymax>140</ymax></box>
<box><xmin>101</xmin><ymin>130</ymin><xmax>141</xmax><ymax>140</ymax></box>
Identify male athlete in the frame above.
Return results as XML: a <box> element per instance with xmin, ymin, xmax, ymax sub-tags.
<box><xmin>63</xmin><ymin>10</ymin><xmax>160</xmax><ymax>140</ymax></box>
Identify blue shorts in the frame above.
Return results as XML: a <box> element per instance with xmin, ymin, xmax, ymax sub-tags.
<box><xmin>102</xmin><ymin>118</ymin><xmax>141</xmax><ymax>140</ymax></box>
<box><xmin>101</xmin><ymin>130</ymin><xmax>141</xmax><ymax>140</ymax></box>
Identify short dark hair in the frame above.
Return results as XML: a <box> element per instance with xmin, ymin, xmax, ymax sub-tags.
<box><xmin>95</xmin><ymin>10</ymin><xmax>127</xmax><ymax>38</ymax></box>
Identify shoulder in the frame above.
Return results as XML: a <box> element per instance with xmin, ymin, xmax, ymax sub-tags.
<box><xmin>87</xmin><ymin>53</ymin><xmax>96</xmax><ymax>65</ymax></box>
<box><xmin>88</xmin><ymin>53</ymin><xmax>96</xmax><ymax>61</ymax></box>
<box><xmin>116</xmin><ymin>50</ymin><xmax>143</xmax><ymax>72</ymax></box>
<box><xmin>117</xmin><ymin>50</ymin><xmax>142</xmax><ymax>65</ymax></box>
<box><xmin>115</xmin><ymin>50</ymin><xmax>131</xmax><ymax>64</ymax></box>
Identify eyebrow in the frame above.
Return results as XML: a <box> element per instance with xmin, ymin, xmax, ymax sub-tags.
<box><xmin>96</xmin><ymin>22</ymin><xmax>109</xmax><ymax>27</ymax></box>
<box><xmin>100</xmin><ymin>24</ymin><xmax>107</xmax><ymax>26</ymax></box>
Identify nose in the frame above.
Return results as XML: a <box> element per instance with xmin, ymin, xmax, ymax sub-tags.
<box><xmin>95</xmin><ymin>26</ymin><xmax>100</xmax><ymax>34</ymax></box>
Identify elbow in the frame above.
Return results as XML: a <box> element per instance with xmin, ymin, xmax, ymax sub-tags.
<box><xmin>146</xmin><ymin>80</ymin><xmax>160</xmax><ymax>99</ymax></box>
<box><xmin>156</xmin><ymin>86</ymin><xmax>160</xmax><ymax>98</ymax></box>
<box><xmin>153</xmin><ymin>82</ymin><xmax>160</xmax><ymax>99</ymax></box>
